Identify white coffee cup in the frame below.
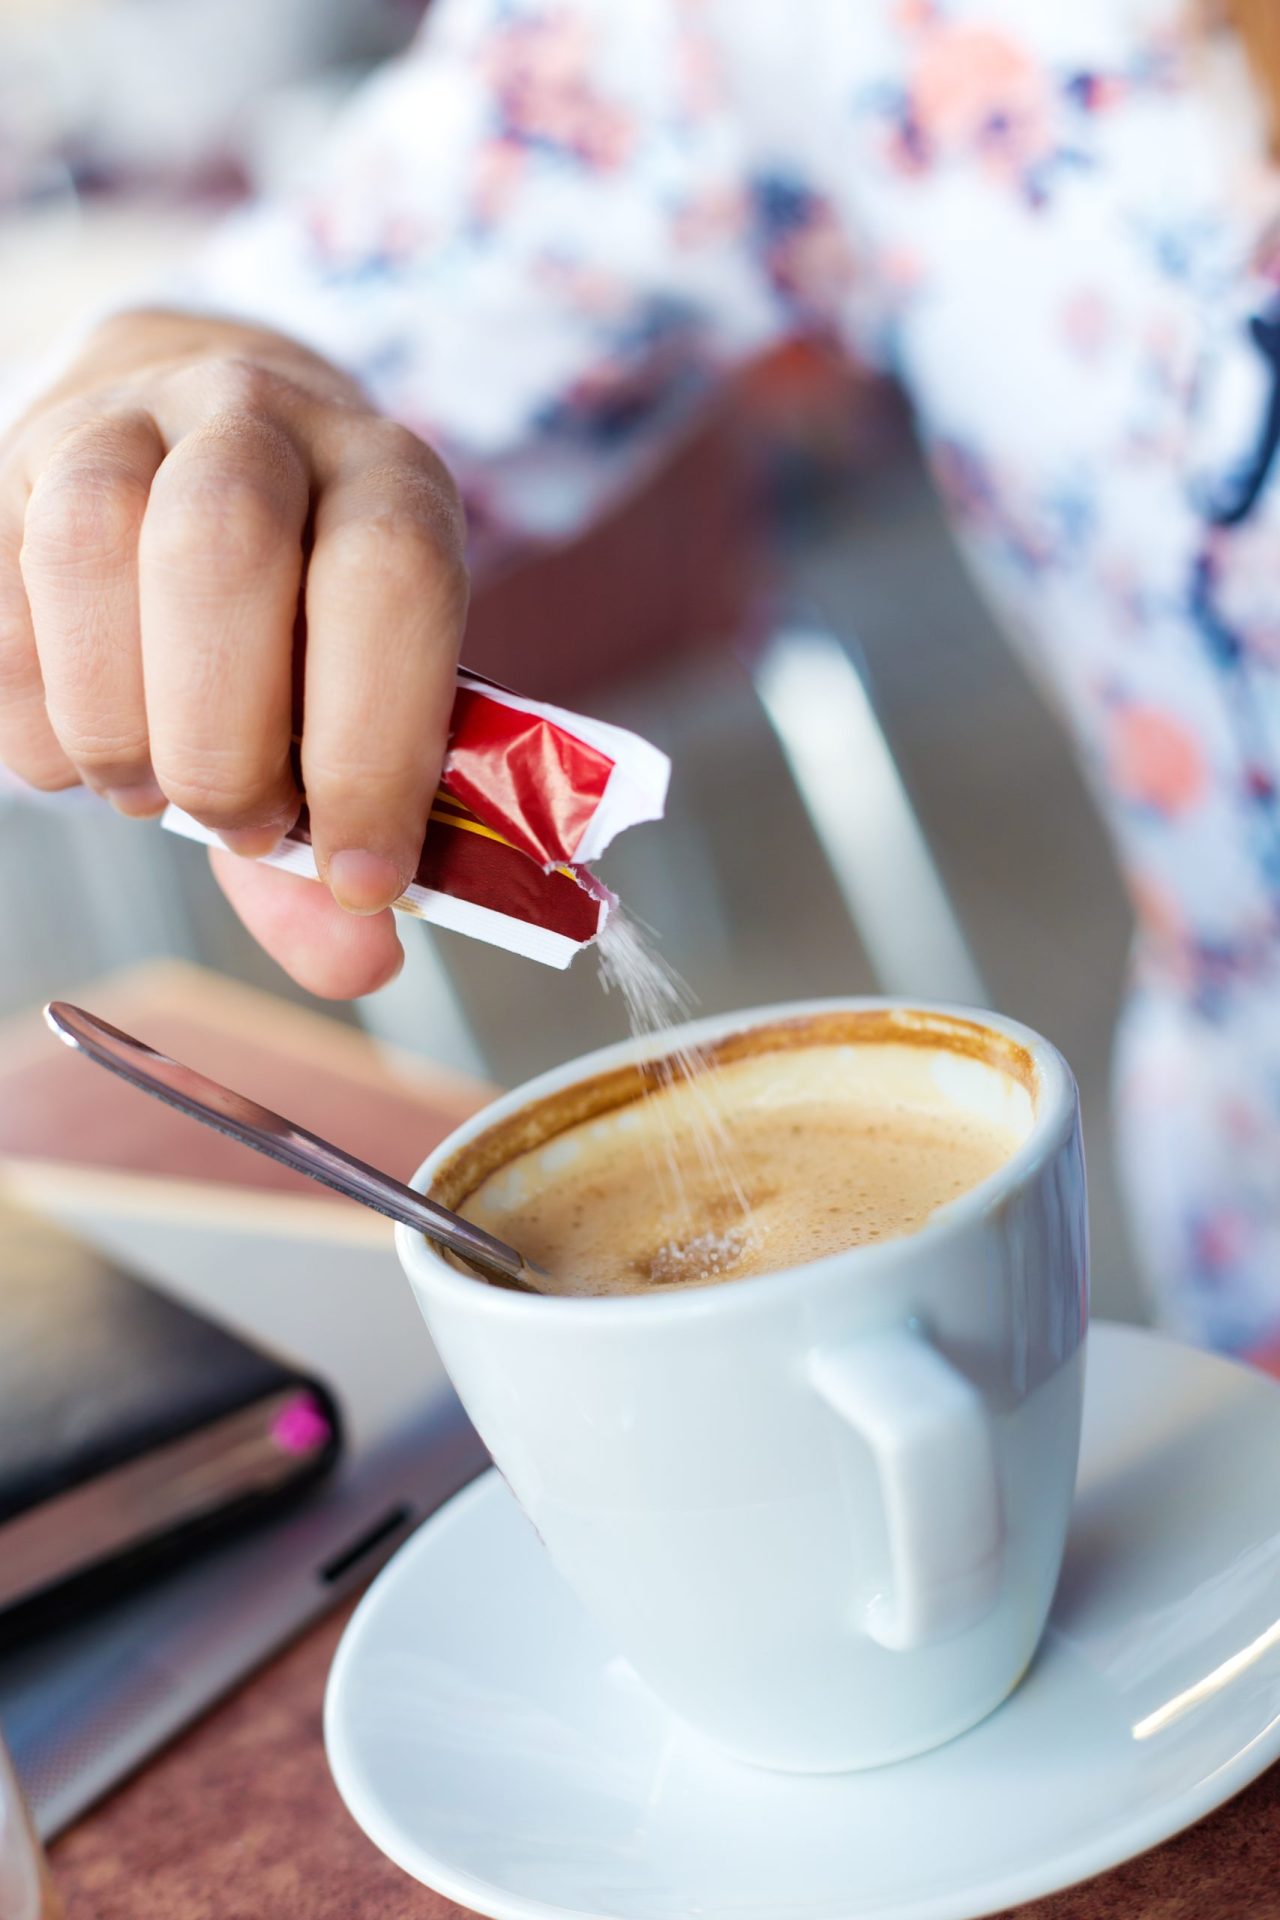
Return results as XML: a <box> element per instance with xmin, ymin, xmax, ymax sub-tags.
<box><xmin>397</xmin><ymin>998</ymin><xmax>1088</xmax><ymax>1772</ymax></box>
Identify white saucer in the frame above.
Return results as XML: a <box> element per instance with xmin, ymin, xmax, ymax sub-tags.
<box><xmin>325</xmin><ymin>1323</ymin><xmax>1280</xmax><ymax>1920</ymax></box>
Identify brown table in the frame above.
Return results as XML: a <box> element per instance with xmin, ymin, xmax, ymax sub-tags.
<box><xmin>5</xmin><ymin>965</ymin><xmax>1277</xmax><ymax>1920</ymax></box>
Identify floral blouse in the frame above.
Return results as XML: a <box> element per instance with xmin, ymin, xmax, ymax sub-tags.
<box><xmin>172</xmin><ymin>0</ymin><xmax>1280</xmax><ymax>1363</ymax></box>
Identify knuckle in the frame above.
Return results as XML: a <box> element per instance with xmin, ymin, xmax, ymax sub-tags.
<box><xmin>22</xmin><ymin>446</ymin><xmax>148</xmax><ymax>577</ymax></box>
<box><xmin>369</xmin><ymin>418</ymin><xmax>437</xmax><ymax>472</ymax></box>
<box><xmin>155</xmin><ymin>747</ymin><xmax>290</xmax><ymax>828</ymax></box>
<box><xmin>51</xmin><ymin>723</ymin><xmax>151</xmax><ymax>780</ymax></box>
<box><xmin>4</xmin><ymin>741</ymin><xmax>79</xmax><ymax>792</ymax></box>
<box><xmin>302</xmin><ymin>752</ymin><xmax>427</xmax><ymax>825</ymax></box>
<box><xmin>304</xmin><ymin>755</ymin><xmax>392</xmax><ymax>800</ymax></box>
<box><xmin>325</xmin><ymin>504</ymin><xmax>466</xmax><ymax>619</ymax></box>
<box><xmin>195</xmin><ymin>355</ymin><xmax>282</xmax><ymax>420</ymax></box>
<box><xmin>0</xmin><ymin>395</ymin><xmax>91</xmax><ymax>479</ymax></box>
<box><xmin>368</xmin><ymin>423</ymin><xmax>466</xmax><ymax>539</ymax></box>
<box><xmin>19</xmin><ymin>766</ymin><xmax>80</xmax><ymax>794</ymax></box>
<box><xmin>145</xmin><ymin>458</ymin><xmax>291</xmax><ymax>577</ymax></box>
<box><xmin>327</xmin><ymin>505</ymin><xmax>440</xmax><ymax>577</ymax></box>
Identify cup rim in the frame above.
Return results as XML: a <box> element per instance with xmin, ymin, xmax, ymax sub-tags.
<box><xmin>396</xmin><ymin>995</ymin><xmax>1078</xmax><ymax>1324</ymax></box>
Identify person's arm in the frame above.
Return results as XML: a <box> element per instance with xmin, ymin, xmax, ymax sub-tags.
<box><xmin>0</xmin><ymin>0</ymin><xmax>784</xmax><ymax>997</ymax></box>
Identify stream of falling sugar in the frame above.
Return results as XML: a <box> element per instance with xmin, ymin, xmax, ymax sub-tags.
<box><xmin>594</xmin><ymin>908</ymin><xmax>751</xmax><ymax>1271</ymax></box>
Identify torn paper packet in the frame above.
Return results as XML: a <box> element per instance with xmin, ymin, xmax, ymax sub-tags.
<box><xmin>162</xmin><ymin>670</ymin><xmax>671</xmax><ymax>968</ymax></box>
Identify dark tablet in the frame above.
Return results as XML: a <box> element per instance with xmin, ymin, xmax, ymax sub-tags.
<box><xmin>0</xmin><ymin>1201</ymin><xmax>341</xmax><ymax>1644</ymax></box>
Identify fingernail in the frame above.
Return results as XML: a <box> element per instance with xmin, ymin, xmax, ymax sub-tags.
<box><xmin>104</xmin><ymin>780</ymin><xmax>168</xmax><ymax>820</ymax></box>
<box><xmin>328</xmin><ymin>849</ymin><xmax>404</xmax><ymax>914</ymax></box>
<box><xmin>220</xmin><ymin>824</ymin><xmax>289</xmax><ymax>860</ymax></box>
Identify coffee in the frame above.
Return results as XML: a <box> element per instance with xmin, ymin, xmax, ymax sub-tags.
<box><xmin>448</xmin><ymin>1020</ymin><xmax>1032</xmax><ymax>1298</ymax></box>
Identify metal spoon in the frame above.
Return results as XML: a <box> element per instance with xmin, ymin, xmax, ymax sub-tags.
<box><xmin>43</xmin><ymin>1001</ymin><xmax>549</xmax><ymax>1295</ymax></box>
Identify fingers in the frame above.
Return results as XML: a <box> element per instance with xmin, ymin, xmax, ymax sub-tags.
<box><xmin>0</xmin><ymin>323</ymin><xmax>470</xmax><ymax>1014</ymax></box>
<box><xmin>139</xmin><ymin>410</ymin><xmax>309</xmax><ymax>853</ymax></box>
<box><xmin>300</xmin><ymin>428</ymin><xmax>467</xmax><ymax>912</ymax></box>
<box><xmin>20</xmin><ymin>412</ymin><xmax>166</xmax><ymax>813</ymax></box>
<box><xmin>0</xmin><ymin>489</ymin><xmax>77</xmax><ymax>792</ymax></box>
<box><xmin>209</xmin><ymin>848</ymin><xmax>404</xmax><ymax>1000</ymax></box>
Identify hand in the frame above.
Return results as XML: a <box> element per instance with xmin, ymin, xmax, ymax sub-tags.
<box><xmin>0</xmin><ymin>308</ymin><xmax>469</xmax><ymax>996</ymax></box>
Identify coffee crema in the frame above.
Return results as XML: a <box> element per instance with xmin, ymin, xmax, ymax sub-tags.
<box><xmin>443</xmin><ymin>1016</ymin><xmax>1034</xmax><ymax>1299</ymax></box>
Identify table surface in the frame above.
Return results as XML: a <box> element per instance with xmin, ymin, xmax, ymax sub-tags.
<box><xmin>48</xmin><ymin>1590</ymin><xmax>1280</xmax><ymax>1920</ymax></box>
<box><xmin>5</xmin><ymin>963</ymin><xmax>1277</xmax><ymax>1920</ymax></box>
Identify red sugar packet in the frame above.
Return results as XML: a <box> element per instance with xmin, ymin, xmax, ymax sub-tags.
<box><xmin>162</xmin><ymin>671</ymin><xmax>670</xmax><ymax>968</ymax></box>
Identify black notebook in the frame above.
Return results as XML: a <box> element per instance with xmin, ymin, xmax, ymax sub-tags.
<box><xmin>0</xmin><ymin>1201</ymin><xmax>342</xmax><ymax>1642</ymax></box>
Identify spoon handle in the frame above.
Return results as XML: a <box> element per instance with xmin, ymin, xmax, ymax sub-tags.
<box><xmin>43</xmin><ymin>1001</ymin><xmax>542</xmax><ymax>1292</ymax></box>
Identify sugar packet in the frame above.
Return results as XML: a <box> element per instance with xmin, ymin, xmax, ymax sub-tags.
<box><xmin>162</xmin><ymin>670</ymin><xmax>670</xmax><ymax>968</ymax></box>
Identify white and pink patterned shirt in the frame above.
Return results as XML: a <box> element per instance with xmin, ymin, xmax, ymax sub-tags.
<box><xmin>53</xmin><ymin>1</ymin><xmax>1280</xmax><ymax>1356</ymax></box>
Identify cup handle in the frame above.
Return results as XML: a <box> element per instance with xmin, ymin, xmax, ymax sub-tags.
<box><xmin>809</xmin><ymin>1325</ymin><xmax>1003</xmax><ymax>1652</ymax></box>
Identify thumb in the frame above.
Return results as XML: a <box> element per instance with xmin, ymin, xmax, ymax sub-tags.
<box><xmin>209</xmin><ymin>847</ymin><xmax>405</xmax><ymax>1001</ymax></box>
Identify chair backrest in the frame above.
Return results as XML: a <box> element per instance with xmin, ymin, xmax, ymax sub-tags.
<box><xmin>460</xmin><ymin>406</ymin><xmax>768</xmax><ymax>705</ymax></box>
<box><xmin>460</xmin><ymin>345</ymin><xmax>904</xmax><ymax>704</ymax></box>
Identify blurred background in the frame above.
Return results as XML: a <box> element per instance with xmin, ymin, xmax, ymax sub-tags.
<box><xmin>0</xmin><ymin>0</ymin><xmax>1140</xmax><ymax>1319</ymax></box>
